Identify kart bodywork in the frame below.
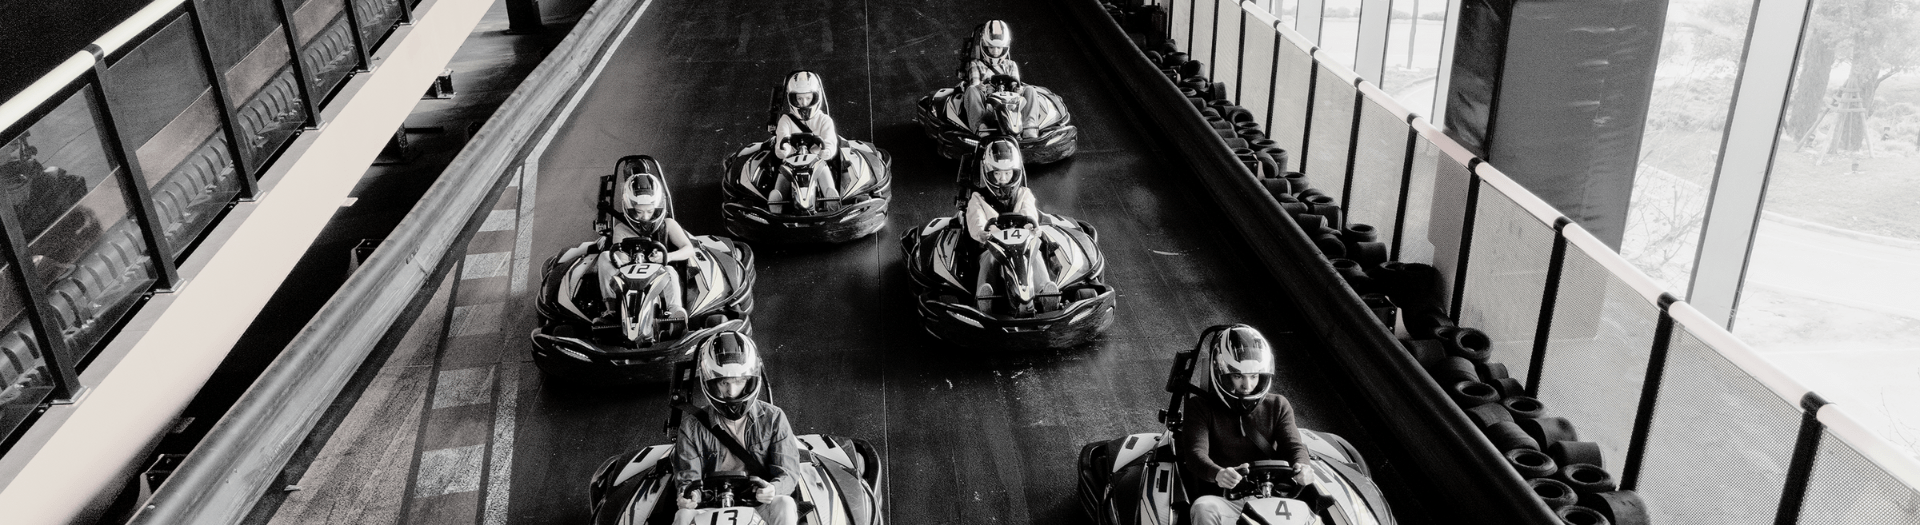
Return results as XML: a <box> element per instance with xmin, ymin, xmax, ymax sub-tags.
<box><xmin>720</xmin><ymin>136</ymin><xmax>893</xmax><ymax>244</ymax></box>
<box><xmin>900</xmin><ymin>213</ymin><xmax>1115</xmax><ymax>350</ymax></box>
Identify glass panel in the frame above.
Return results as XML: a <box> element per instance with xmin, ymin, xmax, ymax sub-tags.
<box><xmin>1304</xmin><ymin>63</ymin><xmax>1355</xmax><ymax>202</ymax></box>
<box><xmin>1213</xmin><ymin>0</ymin><xmax>1244</xmax><ymax>101</ymax></box>
<box><xmin>351</xmin><ymin>0</ymin><xmax>404</xmax><ymax>47</ymax></box>
<box><xmin>1278</xmin><ymin>0</ymin><xmax>1299</xmax><ymax>27</ymax></box>
<box><xmin>1398</xmin><ymin>134</ymin><xmax>1440</xmax><ymax>264</ymax></box>
<box><xmin>1620</xmin><ymin>0</ymin><xmax>1755</xmax><ymax>292</ymax></box>
<box><xmin>1173</xmin><ymin>0</ymin><xmax>1194</xmax><ymax>53</ymax></box>
<box><xmin>104</xmin><ymin>16</ymin><xmax>243</xmax><ymax>260</ymax></box>
<box><xmin>1800</xmin><ymin>428</ymin><xmax>1920</xmax><ymax>524</ymax></box>
<box><xmin>1382</xmin><ymin>0</ymin><xmax>1447</xmax><ymax>117</ymax></box>
<box><xmin>1635</xmin><ymin>325</ymin><xmax>1798</xmax><ymax>523</ymax></box>
<box><xmin>0</xmin><ymin>317</ymin><xmax>52</xmax><ymax>442</ymax></box>
<box><xmin>1423</xmin><ymin>146</ymin><xmax>1472</xmax><ymax>298</ymax></box>
<box><xmin>1240</xmin><ymin>18</ymin><xmax>1279</xmax><ymax>133</ymax></box>
<box><xmin>1319</xmin><ymin>0</ymin><xmax>1364</xmax><ymax>66</ymax></box>
<box><xmin>1738</xmin><ymin>0</ymin><xmax>1920</xmax><ymax>465</ymax></box>
<box><xmin>1192</xmin><ymin>0</ymin><xmax>1218</xmax><ymax>76</ymax></box>
<box><xmin>1455</xmin><ymin>191</ymin><xmax>1554</xmax><ymax>385</ymax></box>
<box><xmin>1270</xmin><ymin>37</ymin><xmax>1315</xmax><ymax>166</ymax></box>
<box><xmin>1348</xmin><ymin>98</ymin><xmax>1406</xmax><ymax>246</ymax></box>
<box><xmin>203</xmin><ymin>0</ymin><xmax>309</xmax><ymax>172</ymax></box>
<box><xmin>287</xmin><ymin>0</ymin><xmax>359</xmax><ymax>102</ymax></box>
<box><xmin>1535</xmin><ymin>247</ymin><xmax>1659</xmax><ymax>480</ymax></box>
<box><xmin>9</xmin><ymin>90</ymin><xmax>159</xmax><ymax>366</ymax></box>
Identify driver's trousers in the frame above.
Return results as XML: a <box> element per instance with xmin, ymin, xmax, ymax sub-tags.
<box><xmin>1189</xmin><ymin>495</ymin><xmax>1246</xmax><ymax>525</ymax></box>
<box><xmin>671</xmin><ymin>495</ymin><xmax>796</xmax><ymax>525</ymax></box>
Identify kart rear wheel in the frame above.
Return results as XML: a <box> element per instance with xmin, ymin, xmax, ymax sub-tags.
<box><xmin>704</xmin><ymin>314</ymin><xmax>728</xmax><ymax>329</ymax></box>
<box><xmin>1038</xmin><ymin>295</ymin><xmax>1062</xmax><ymax>312</ymax></box>
<box><xmin>1071</xmin><ymin>288</ymin><xmax>1097</xmax><ymax>301</ymax></box>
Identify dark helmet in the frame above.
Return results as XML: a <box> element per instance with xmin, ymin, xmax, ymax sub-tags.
<box><xmin>784</xmin><ymin>71</ymin><xmax>826</xmax><ymax>120</ymax></box>
<box><xmin>619</xmin><ymin>172</ymin><xmax>668</xmax><ymax>235</ymax></box>
<box><xmin>978</xmin><ymin>139</ymin><xmax>1026</xmax><ymax>203</ymax></box>
<box><xmin>975</xmin><ymin>20</ymin><xmax>1012</xmax><ymax>59</ymax></box>
<box><xmin>696</xmin><ymin>331</ymin><xmax>764</xmax><ymax>420</ymax></box>
<box><xmin>1199</xmin><ymin>324</ymin><xmax>1275</xmax><ymax>416</ymax></box>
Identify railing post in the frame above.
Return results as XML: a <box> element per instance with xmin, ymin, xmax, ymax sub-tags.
<box><xmin>1340</xmin><ymin>78</ymin><xmax>1365</xmax><ymax>211</ymax></box>
<box><xmin>1526</xmin><ymin>216</ymin><xmax>1572</xmax><ymax>396</ymax></box>
<box><xmin>1298</xmin><ymin>54</ymin><xmax>1319</xmax><ymax>170</ymax></box>
<box><xmin>1447</xmin><ymin>162</ymin><xmax>1481</xmax><ymax>321</ymax></box>
<box><xmin>87</xmin><ymin>58</ymin><xmax>184</xmax><ymax>291</ymax></box>
<box><xmin>1774</xmin><ymin>392</ymin><xmax>1830</xmax><ymax>525</ymax></box>
<box><xmin>341</xmin><ymin>0</ymin><xmax>374</xmax><ymax>73</ymax></box>
<box><xmin>1262</xmin><ymin>31</ymin><xmax>1281</xmax><ymax>134</ymax></box>
<box><xmin>184</xmin><ymin>0</ymin><xmax>262</xmax><ymax>201</ymax></box>
<box><xmin>1232</xmin><ymin>1</ymin><xmax>1247</xmax><ymax>103</ymax></box>
<box><xmin>1388</xmin><ymin>115</ymin><xmax>1416</xmax><ymax>260</ymax></box>
<box><xmin>1621</xmin><ymin>292</ymin><xmax>1681</xmax><ymax>490</ymax></box>
<box><xmin>273</xmin><ymin>0</ymin><xmax>325</xmax><ymax>129</ymax></box>
<box><xmin>0</xmin><ymin>189</ymin><xmax>83</xmax><ymax>403</ymax></box>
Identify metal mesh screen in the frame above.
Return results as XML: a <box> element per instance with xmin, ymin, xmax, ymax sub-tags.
<box><xmin>1636</xmin><ymin>325</ymin><xmax>1799</xmax><ymax>523</ymax></box>
<box><xmin>1172</xmin><ymin>0</ymin><xmax>1194</xmax><ymax>55</ymax></box>
<box><xmin>1192</xmin><ymin>0</ymin><xmax>1218</xmax><ymax>76</ymax></box>
<box><xmin>1397</xmin><ymin>135</ymin><xmax>1440</xmax><ymax>264</ymax></box>
<box><xmin>1304</xmin><ymin>64</ymin><xmax>1354</xmax><ymax>203</ymax></box>
<box><xmin>1238</xmin><ymin>17</ymin><xmax>1278</xmax><ymax>130</ymax></box>
<box><xmin>1268</xmin><ymin>38</ymin><xmax>1313</xmax><ymax>165</ymax></box>
<box><xmin>1422</xmin><ymin>151</ymin><xmax>1472</xmax><ymax>307</ymax></box>
<box><xmin>1213</xmin><ymin>0</ymin><xmax>1243</xmax><ymax>100</ymax></box>
<box><xmin>1800</xmin><ymin>429</ymin><xmax>1920</xmax><ymax>523</ymax></box>
<box><xmin>1456</xmin><ymin>190</ymin><xmax>1554</xmax><ymax>386</ymax></box>
<box><xmin>1534</xmin><ymin>246</ymin><xmax>1658</xmax><ymax>478</ymax></box>
<box><xmin>1347</xmin><ymin>98</ymin><xmax>1406</xmax><ymax>250</ymax></box>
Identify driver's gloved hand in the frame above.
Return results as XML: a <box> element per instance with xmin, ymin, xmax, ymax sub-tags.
<box><xmin>751</xmin><ymin>477</ymin><xmax>779</xmax><ymax>503</ymax></box>
<box><xmin>677</xmin><ymin>488</ymin><xmax>699</xmax><ymax>509</ymax></box>
<box><xmin>1294</xmin><ymin>464</ymin><xmax>1314</xmax><ymax>487</ymax></box>
<box><xmin>1214</xmin><ymin>464</ymin><xmax>1247</xmax><ymax>489</ymax></box>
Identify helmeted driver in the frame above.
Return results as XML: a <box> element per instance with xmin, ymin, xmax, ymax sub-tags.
<box><xmin>962</xmin><ymin>140</ymin><xmax>1045</xmax><ymax>297</ymax></box>
<box><xmin>672</xmin><ymin>331</ymin><xmax>800</xmax><ymax>525</ymax></box>
<box><xmin>1178</xmin><ymin>324</ymin><xmax>1315</xmax><ymax>525</ymax></box>
<box><xmin>765</xmin><ymin>133</ymin><xmax>841</xmax><ymax>213</ymax></box>
<box><xmin>960</xmin><ymin>20</ymin><xmax>1021</xmax><ymax>86</ymax></box>
<box><xmin>604</xmin><ymin>172</ymin><xmax>698</xmax><ymax>321</ymax></box>
<box><xmin>771</xmin><ymin>71</ymin><xmax>842</xmax><ymax>166</ymax></box>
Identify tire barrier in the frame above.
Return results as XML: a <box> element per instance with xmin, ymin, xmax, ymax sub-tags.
<box><xmin>1506</xmin><ymin>448</ymin><xmax>1559</xmax><ymax>479</ymax></box>
<box><xmin>1558</xmin><ymin>505</ymin><xmax>1612</xmax><ymax>525</ymax></box>
<box><xmin>1556</xmin><ymin>463</ymin><xmax>1619</xmax><ymax>494</ymax></box>
<box><xmin>1531</xmin><ymin>478</ymin><xmax>1578</xmax><ymax>510</ymax></box>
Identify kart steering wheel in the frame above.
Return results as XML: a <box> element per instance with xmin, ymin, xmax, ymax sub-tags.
<box><xmin>683</xmin><ymin>471</ymin><xmax>767</xmax><ymax>509</ymax></box>
<box><xmin>1225</xmin><ymin>460</ymin><xmax>1304</xmax><ymax>500</ymax></box>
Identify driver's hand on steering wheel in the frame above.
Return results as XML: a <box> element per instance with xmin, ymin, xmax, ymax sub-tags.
<box><xmin>677</xmin><ymin>488</ymin><xmax>699</xmax><ymax>509</ymax></box>
<box><xmin>751</xmin><ymin>477</ymin><xmax>779</xmax><ymax>503</ymax></box>
<box><xmin>1294</xmin><ymin>464</ymin><xmax>1315</xmax><ymax>486</ymax></box>
<box><xmin>1214</xmin><ymin>464</ymin><xmax>1248</xmax><ymax>489</ymax></box>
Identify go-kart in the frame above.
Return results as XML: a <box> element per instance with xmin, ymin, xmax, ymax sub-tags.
<box><xmin>915</xmin><ymin>75</ymin><xmax>1078</xmax><ymax>164</ymax></box>
<box><xmin>1075</xmin><ymin>348</ymin><xmax>1397</xmax><ymax>525</ymax></box>
<box><xmin>901</xmin><ymin>213</ymin><xmax>1115</xmax><ymax>350</ymax></box>
<box><xmin>721</xmin><ymin>132</ymin><xmax>893</xmax><ymax>244</ymax></box>
<box><xmin>529</xmin><ymin>157</ymin><xmax>756</xmax><ymax>382</ymax></box>
<box><xmin>586</xmin><ymin>360</ymin><xmax>885</xmax><ymax>525</ymax></box>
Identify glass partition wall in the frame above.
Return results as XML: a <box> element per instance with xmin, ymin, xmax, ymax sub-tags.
<box><xmin>1155</xmin><ymin>0</ymin><xmax>1920</xmax><ymax>520</ymax></box>
<box><xmin>0</xmin><ymin>0</ymin><xmax>408</xmax><ymax>450</ymax></box>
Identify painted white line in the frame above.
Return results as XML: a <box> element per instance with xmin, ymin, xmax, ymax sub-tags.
<box><xmin>431</xmin><ymin>366</ymin><xmax>496</xmax><ymax>409</ymax></box>
<box><xmin>414</xmin><ymin>444</ymin><xmax>486</xmax><ymax>497</ymax></box>
<box><xmin>486</xmin><ymin>3</ymin><xmax>655</xmax><ymax>523</ymax></box>
<box><xmin>462</xmin><ymin>252</ymin><xmax>513</xmax><ymax>280</ymax></box>
<box><xmin>479</xmin><ymin>209</ymin><xmax>519</xmax><ymax>232</ymax></box>
<box><xmin>447</xmin><ymin>302</ymin><xmax>505</xmax><ymax>337</ymax></box>
<box><xmin>482</xmin><ymin>365</ymin><xmax>519</xmax><ymax>525</ymax></box>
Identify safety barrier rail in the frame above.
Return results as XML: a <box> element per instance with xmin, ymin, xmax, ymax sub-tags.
<box><xmin>1154</xmin><ymin>0</ymin><xmax>1920</xmax><ymax>522</ymax></box>
<box><xmin>0</xmin><ymin>0</ymin><xmax>410</xmax><ymax>453</ymax></box>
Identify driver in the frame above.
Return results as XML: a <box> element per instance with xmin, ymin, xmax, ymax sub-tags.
<box><xmin>672</xmin><ymin>332</ymin><xmax>800</xmax><ymax>525</ymax></box>
<box><xmin>607</xmin><ymin>172</ymin><xmax>698</xmax><ymax>264</ymax></box>
<box><xmin>963</xmin><ymin>74</ymin><xmax>1040</xmax><ymax>139</ymax></box>
<box><xmin>962</xmin><ymin>140</ymin><xmax>1044</xmax><ymax>296</ymax></box>
<box><xmin>959</xmin><ymin>20</ymin><xmax>1020</xmax><ymax>86</ymax></box>
<box><xmin>771</xmin><ymin>71</ymin><xmax>842</xmax><ymax>166</ymax></box>
<box><xmin>766</xmin><ymin>133</ymin><xmax>841</xmax><ymax>212</ymax></box>
<box><xmin>1178</xmin><ymin>325</ymin><xmax>1315</xmax><ymax>525</ymax></box>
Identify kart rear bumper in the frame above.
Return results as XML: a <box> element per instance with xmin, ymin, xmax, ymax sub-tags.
<box><xmin>722</xmin><ymin>196</ymin><xmax>888</xmax><ymax>244</ymax></box>
<box><xmin>914</xmin><ymin>288</ymin><xmax>1115</xmax><ymax>350</ymax></box>
<box><xmin>529</xmin><ymin>319</ymin><xmax>750</xmax><ymax>383</ymax></box>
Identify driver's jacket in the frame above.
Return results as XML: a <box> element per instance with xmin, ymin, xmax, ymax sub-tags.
<box><xmin>964</xmin><ymin>187</ymin><xmax>1038</xmax><ymax>244</ymax></box>
<box><xmin>608</xmin><ymin>218</ymin><xmax>694</xmax><ymax>255</ymax></box>
<box><xmin>673</xmin><ymin>400</ymin><xmax>801</xmax><ymax>497</ymax></box>
<box><xmin>1176</xmin><ymin>393</ymin><xmax>1313</xmax><ymax>494</ymax></box>
<box><xmin>773</xmin><ymin>112</ymin><xmax>840</xmax><ymax>162</ymax></box>
<box><xmin>961</xmin><ymin>57</ymin><xmax>1021</xmax><ymax>86</ymax></box>
<box><xmin>962</xmin><ymin>84</ymin><xmax>1041</xmax><ymax>136</ymax></box>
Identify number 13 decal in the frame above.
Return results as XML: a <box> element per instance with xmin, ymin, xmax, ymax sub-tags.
<box><xmin>707</xmin><ymin>509</ymin><xmax>739</xmax><ymax>525</ymax></box>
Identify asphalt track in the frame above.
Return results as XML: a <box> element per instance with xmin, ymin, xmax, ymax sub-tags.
<box><xmin>501</xmin><ymin>0</ymin><xmax>1427</xmax><ymax>522</ymax></box>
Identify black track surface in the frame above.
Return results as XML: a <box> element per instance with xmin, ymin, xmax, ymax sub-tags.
<box><xmin>505</xmin><ymin>0</ymin><xmax>1425</xmax><ymax>522</ymax></box>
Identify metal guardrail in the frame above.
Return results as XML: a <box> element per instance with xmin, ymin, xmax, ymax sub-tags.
<box><xmin>1152</xmin><ymin>0</ymin><xmax>1920</xmax><ymax>522</ymax></box>
<box><xmin>124</xmin><ymin>0</ymin><xmax>650</xmax><ymax>520</ymax></box>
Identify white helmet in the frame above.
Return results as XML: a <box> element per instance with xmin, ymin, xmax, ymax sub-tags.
<box><xmin>976</xmin><ymin>20</ymin><xmax>1012</xmax><ymax>59</ymax></box>
<box><xmin>696</xmin><ymin>331</ymin><xmax>763</xmax><ymax>420</ymax></box>
<box><xmin>1200</xmin><ymin>324</ymin><xmax>1275</xmax><ymax>415</ymax></box>
<box><xmin>978</xmin><ymin>139</ymin><xmax>1026</xmax><ymax>204</ymax></box>
<box><xmin>619</xmin><ymin>172</ymin><xmax>667</xmax><ymax>235</ymax></box>
<box><xmin>784</xmin><ymin>71</ymin><xmax>826</xmax><ymax>120</ymax></box>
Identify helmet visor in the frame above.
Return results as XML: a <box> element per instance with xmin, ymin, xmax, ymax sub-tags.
<box><xmin>706</xmin><ymin>377</ymin><xmax>754</xmax><ymax>403</ymax></box>
<box><xmin>788</xmin><ymin>92</ymin><xmax>817</xmax><ymax>109</ymax></box>
<box><xmin>988</xmin><ymin>169</ymin><xmax>1016</xmax><ymax>185</ymax></box>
